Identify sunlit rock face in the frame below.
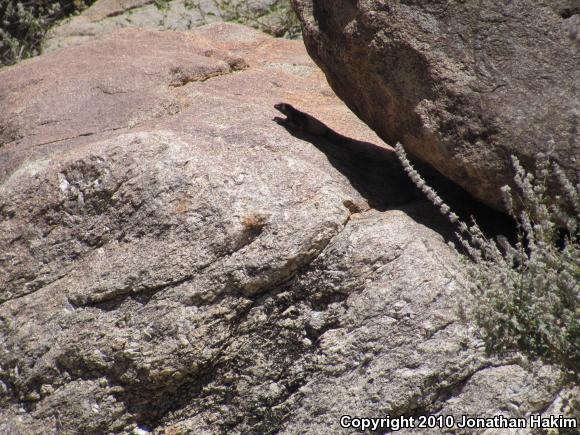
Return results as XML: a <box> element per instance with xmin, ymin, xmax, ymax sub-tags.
<box><xmin>0</xmin><ymin>21</ymin><xmax>564</xmax><ymax>433</ymax></box>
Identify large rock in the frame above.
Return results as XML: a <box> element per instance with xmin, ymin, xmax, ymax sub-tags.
<box><xmin>44</xmin><ymin>0</ymin><xmax>296</xmax><ymax>53</ymax></box>
<box><xmin>0</xmin><ymin>23</ymin><xmax>566</xmax><ymax>433</ymax></box>
<box><xmin>291</xmin><ymin>0</ymin><xmax>580</xmax><ymax>211</ymax></box>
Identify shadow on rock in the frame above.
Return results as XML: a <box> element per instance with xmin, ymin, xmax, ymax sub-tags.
<box><xmin>274</xmin><ymin>104</ymin><xmax>517</xmax><ymax>244</ymax></box>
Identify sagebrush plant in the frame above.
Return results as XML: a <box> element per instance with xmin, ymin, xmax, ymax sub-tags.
<box><xmin>0</xmin><ymin>0</ymin><xmax>96</xmax><ymax>67</ymax></box>
<box><xmin>395</xmin><ymin>143</ymin><xmax>580</xmax><ymax>383</ymax></box>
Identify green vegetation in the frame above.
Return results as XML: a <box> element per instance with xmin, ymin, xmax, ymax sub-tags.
<box><xmin>0</xmin><ymin>0</ymin><xmax>96</xmax><ymax>66</ymax></box>
<box><xmin>154</xmin><ymin>0</ymin><xmax>171</xmax><ymax>12</ymax></box>
<box><xmin>395</xmin><ymin>143</ymin><xmax>580</xmax><ymax>384</ymax></box>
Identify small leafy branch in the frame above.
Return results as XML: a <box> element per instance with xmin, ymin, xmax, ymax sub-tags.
<box><xmin>395</xmin><ymin>142</ymin><xmax>580</xmax><ymax>383</ymax></box>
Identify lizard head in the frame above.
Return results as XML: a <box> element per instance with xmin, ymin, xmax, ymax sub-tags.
<box><xmin>274</xmin><ymin>103</ymin><xmax>295</xmax><ymax>116</ymax></box>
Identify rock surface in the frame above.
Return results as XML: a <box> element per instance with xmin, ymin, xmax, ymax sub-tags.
<box><xmin>291</xmin><ymin>0</ymin><xmax>580</xmax><ymax>211</ymax></box>
<box><xmin>0</xmin><ymin>23</ymin><xmax>565</xmax><ymax>433</ymax></box>
<box><xmin>44</xmin><ymin>0</ymin><xmax>295</xmax><ymax>53</ymax></box>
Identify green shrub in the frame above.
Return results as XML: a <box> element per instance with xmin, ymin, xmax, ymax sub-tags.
<box><xmin>0</xmin><ymin>0</ymin><xmax>96</xmax><ymax>67</ymax></box>
<box><xmin>395</xmin><ymin>143</ymin><xmax>580</xmax><ymax>382</ymax></box>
